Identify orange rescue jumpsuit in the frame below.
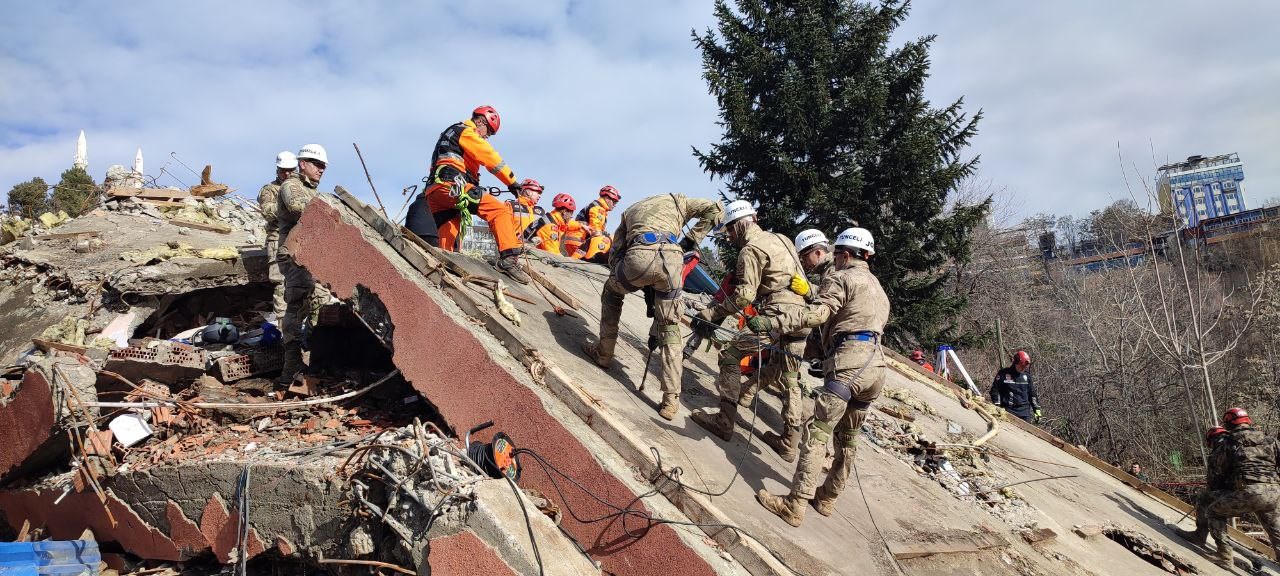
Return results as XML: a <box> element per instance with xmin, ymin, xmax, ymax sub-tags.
<box><xmin>567</xmin><ymin>198</ymin><xmax>612</xmax><ymax>259</ymax></box>
<box><xmin>523</xmin><ymin>210</ymin><xmax>587</xmax><ymax>256</ymax></box>
<box><xmin>425</xmin><ymin>119</ymin><xmax>521</xmax><ymax>253</ymax></box>
<box><xmin>510</xmin><ymin>195</ymin><xmax>541</xmax><ymax>236</ymax></box>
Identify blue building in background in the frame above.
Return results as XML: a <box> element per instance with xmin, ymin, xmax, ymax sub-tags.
<box><xmin>1158</xmin><ymin>153</ymin><xmax>1247</xmax><ymax>229</ymax></box>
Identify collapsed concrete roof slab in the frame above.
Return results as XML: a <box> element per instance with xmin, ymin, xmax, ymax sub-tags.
<box><xmin>286</xmin><ymin>194</ymin><xmax>732</xmax><ymax>576</ymax></box>
<box><xmin>286</xmin><ymin>191</ymin><xmax>1269</xmax><ymax>575</ymax></box>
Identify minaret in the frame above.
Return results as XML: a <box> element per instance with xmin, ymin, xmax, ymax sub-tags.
<box><xmin>73</xmin><ymin>130</ymin><xmax>87</xmax><ymax>170</ymax></box>
<box><xmin>133</xmin><ymin>147</ymin><xmax>144</xmax><ymax>176</ymax></box>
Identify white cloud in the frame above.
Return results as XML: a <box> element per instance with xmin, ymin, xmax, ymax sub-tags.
<box><xmin>3</xmin><ymin>0</ymin><xmax>1276</xmax><ymax>223</ymax></box>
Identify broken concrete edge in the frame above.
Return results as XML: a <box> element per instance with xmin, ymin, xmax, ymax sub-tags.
<box><xmin>883</xmin><ymin>347</ymin><xmax>1276</xmax><ymax>562</ymax></box>
<box><xmin>288</xmin><ymin>195</ymin><xmax>721</xmax><ymax>576</ymax></box>
<box><xmin>468</xmin><ymin>479</ymin><xmax>601</xmax><ymax>575</ymax></box>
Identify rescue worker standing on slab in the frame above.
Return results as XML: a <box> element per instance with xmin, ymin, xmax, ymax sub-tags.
<box><xmin>690</xmin><ymin>201</ymin><xmax>813</xmax><ymax>462</ymax></box>
<box><xmin>1177</xmin><ymin>426</ymin><xmax>1231</xmax><ymax>556</ymax></box>
<box><xmin>582</xmin><ymin>193</ymin><xmax>723</xmax><ymax>421</ymax></box>
<box><xmin>1188</xmin><ymin>408</ymin><xmax>1280</xmax><ymax>567</ymax></box>
<box><xmin>257</xmin><ymin>151</ymin><xmax>297</xmax><ymax>322</ymax></box>
<box><xmin>990</xmin><ymin>350</ymin><xmax>1041</xmax><ymax>423</ymax></box>
<box><xmin>754</xmin><ymin>227</ymin><xmax>890</xmax><ymax>527</ymax></box>
<box><xmin>417</xmin><ymin>105</ymin><xmax>531</xmax><ymax>283</ymax></box>
<box><xmin>275</xmin><ymin>144</ymin><xmax>330</xmax><ymax>386</ymax></box>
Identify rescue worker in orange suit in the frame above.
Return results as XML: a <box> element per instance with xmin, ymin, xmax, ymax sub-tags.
<box><xmin>418</xmin><ymin>105</ymin><xmax>531</xmax><ymax>283</ymax></box>
<box><xmin>524</xmin><ymin>193</ymin><xmax>589</xmax><ymax>256</ymax></box>
<box><xmin>990</xmin><ymin>350</ymin><xmax>1041</xmax><ymax>423</ymax></box>
<box><xmin>567</xmin><ymin>185</ymin><xmax>621</xmax><ymax>261</ymax></box>
<box><xmin>910</xmin><ymin>349</ymin><xmax>934</xmax><ymax>373</ymax></box>
<box><xmin>509</xmin><ymin>178</ymin><xmax>544</xmax><ymax>236</ymax></box>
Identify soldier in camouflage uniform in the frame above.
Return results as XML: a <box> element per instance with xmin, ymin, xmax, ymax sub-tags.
<box><xmin>582</xmin><ymin>193</ymin><xmax>723</xmax><ymax>421</ymax></box>
<box><xmin>690</xmin><ymin>201</ymin><xmax>811</xmax><ymax>461</ymax></box>
<box><xmin>257</xmin><ymin>151</ymin><xmax>297</xmax><ymax>321</ymax></box>
<box><xmin>275</xmin><ymin>144</ymin><xmax>329</xmax><ymax>386</ymax></box>
<box><xmin>1177</xmin><ymin>426</ymin><xmax>1232</xmax><ymax>559</ymax></box>
<box><xmin>755</xmin><ymin>227</ymin><xmax>890</xmax><ymax>527</ymax></box>
<box><xmin>1194</xmin><ymin>408</ymin><xmax>1280</xmax><ymax>567</ymax></box>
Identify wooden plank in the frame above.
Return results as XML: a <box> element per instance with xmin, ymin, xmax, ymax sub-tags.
<box><xmin>32</xmin><ymin>338</ymin><xmax>89</xmax><ymax>355</ymax></box>
<box><xmin>522</xmin><ymin>261</ymin><xmax>582</xmax><ymax>310</ymax></box>
<box><xmin>34</xmin><ymin>230</ymin><xmax>100</xmax><ymax>241</ymax></box>
<box><xmin>887</xmin><ymin>532</ymin><xmax>1007</xmax><ymax>560</ymax></box>
<box><xmin>168</xmin><ymin>218</ymin><xmax>231</xmax><ymax>234</ymax></box>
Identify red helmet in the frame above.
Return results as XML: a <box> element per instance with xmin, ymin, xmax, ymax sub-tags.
<box><xmin>473</xmin><ymin>105</ymin><xmax>501</xmax><ymax>134</ymax></box>
<box><xmin>1012</xmin><ymin>350</ymin><xmax>1031</xmax><ymax>367</ymax></box>
<box><xmin>599</xmin><ymin>185</ymin><xmax>620</xmax><ymax>201</ymax></box>
<box><xmin>1205</xmin><ymin>425</ymin><xmax>1229</xmax><ymax>446</ymax></box>
<box><xmin>1223</xmin><ymin>407</ymin><xmax>1252</xmax><ymax>427</ymax></box>
<box><xmin>910</xmin><ymin>350</ymin><xmax>924</xmax><ymax>361</ymax></box>
<box><xmin>552</xmin><ymin>193</ymin><xmax>576</xmax><ymax>212</ymax></box>
<box><xmin>519</xmin><ymin>178</ymin><xmax>544</xmax><ymax>194</ymax></box>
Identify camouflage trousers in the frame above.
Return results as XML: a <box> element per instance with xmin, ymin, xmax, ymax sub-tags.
<box><xmin>789</xmin><ymin>341</ymin><xmax>885</xmax><ymax>501</ymax></box>
<box><xmin>278</xmin><ymin>251</ymin><xmax>326</xmax><ymax>381</ymax></box>
<box><xmin>266</xmin><ymin>239</ymin><xmax>286</xmax><ymax>321</ymax></box>
<box><xmin>597</xmin><ymin>245</ymin><xmax>684</xmax><ymax>395</ymax></box>
<box><xmin>714</xmin><ymin>308</ymin><xmax>807</xmax><ymax>429</ymax></box>
<box><xmin>1200</xmin><ymin>483</ymin><xmax>1280</xmax><ymax>563</ymax></box>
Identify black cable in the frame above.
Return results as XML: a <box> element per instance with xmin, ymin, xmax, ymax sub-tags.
<box><xmin>505</xmin><ymin>474</ymin><xmax>545</xmax><ymax>576</ymax></box>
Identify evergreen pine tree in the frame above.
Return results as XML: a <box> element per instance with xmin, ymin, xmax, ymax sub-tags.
<box><xmin>51</xmin><ymin>166</ymin><xmax>99</xmax><ymax>217</ymax></box>
<box><xmin>6</xmin><ymin>177</ymin><xmax>50</xmax><ymax>219</ymax></box>
<box><xmin>693</xmin><ymin>0</ymin><xmax>990</xmax><ymax>343</ymax></box>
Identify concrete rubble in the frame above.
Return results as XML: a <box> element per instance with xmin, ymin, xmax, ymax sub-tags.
<box><xmin>1</xmin><ymin>184</ymin><xmax>1276</xmax><ymax>576</ymax></box>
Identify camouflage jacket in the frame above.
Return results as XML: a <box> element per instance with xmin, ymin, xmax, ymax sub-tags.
<box><xmin>1206</xmin><ymin>436</ymin><xmax>1233</xmax><ymax>490</ymax></box>
<box><xmin>276</xmin><ymin>174</ymin><xmax>320</xmax><ymax>243</ymax></box>
<box><xmin>709</xmin><ymin>222</ymin><xmax>805</xmax><ymax>321</ymax></box>
<box><xmin>1222</xmin><ymin>426</ymin><xmax>1280</xmax><ymax>487</ymax></box>
<box><xmin>257</xmin><ymin>179</ymin><xmax>284</xmax><ymax>244</ymax></box>
<box><xmin>800</xmin><ymin>259</ymin><xmax>891</xmax><ymax>350</ymax></box>
<box><xmin>610</xmin><ymin>193</ymin><xmax>722</xmax><ymax>264</ymax></box>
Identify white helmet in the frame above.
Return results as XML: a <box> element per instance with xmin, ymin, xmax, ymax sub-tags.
<box><xmin>275</xmin><ymin>151</ymin><xmax>298</xmax><ymax>170</ymax></box>
<box><xmin>835</xmin><ymin>227</ymin><xmax>874</xmax><ymax>255</ymax></box>
<box><xmin>794</xmin><ymin>229</ymin><xmax>829</xmax><ymax>253</ymax></box>
<box><xmin>724</xmin><ymin>200</ymin><xmax>756</xmax><ymax>226</ymax></box>
<box><xmin>297</xmin><ymin>144</ymin><xmax>328</xmax><ymax>165</ymax></box>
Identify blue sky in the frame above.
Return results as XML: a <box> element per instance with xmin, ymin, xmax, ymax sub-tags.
<box><xmin>3</xmin><ymin>1</ymin><xmax>1278</xmax><ymax>225</ymax></box>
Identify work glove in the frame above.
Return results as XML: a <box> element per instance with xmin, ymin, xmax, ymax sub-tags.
<box><xmin>1033</xmin><ymin>409</ymin><xmax>1043</xmax><ymax>423</ymax></box>
<box><xmin>679</xmin><ymin>236</ymin><xmax>697</xmax><ymax>253</ymax></box>
<box><xmin>789</xmin><ymin>274</ymin><xmax>811</xmax><ymax>298</ymax></box>
<box><xmin>508</xmin><ymin>182</ymin><xmax>523</xmax><ymax>196</ymax></box>
<box><xmin>692</xmin><ymin>310</ymin><xmax>717</xmax><ymax>339</ymax></box>
<box><xmin>745</xmin><ymin>315</ymin><xmax>776</xmax><ymax>335</ymax></box>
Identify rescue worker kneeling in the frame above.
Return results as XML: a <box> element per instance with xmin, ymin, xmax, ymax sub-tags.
<box><xmin>582</xmin><ymin>193</ymin><xmax>723</xmax><ymax>421</ymax></box>
<box><xmin>416</xmin><ymin>105</ymin><xmax>531</xmax><ymax>284</ymax></box>
<box><xmin>753</xmin><ymin>227</ymin><xmax>890</xmax><ymax>527</ymax></box>
<box><xmin>523</xmin><ymin>193</ymin><xmax>588</xmax><ymax>256</ymax></box>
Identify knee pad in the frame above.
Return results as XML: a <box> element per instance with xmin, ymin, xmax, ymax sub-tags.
<box><xmin>781</xmin><ymin>371</ymin><xmax>801</xmax><ymax>390</ymax></box>
<box><xmin>660</xmin><ymin>323</ymin><xmax>682</xmax><ymax>346</ymax></box>
<box><xmin>808</xmin><ymin>419</ymin><xmax>833</xmax><ymax>444</ymax></box>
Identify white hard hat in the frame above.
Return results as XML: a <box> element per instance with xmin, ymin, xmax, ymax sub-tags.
<box><xmin>275</xmin><ymin>151</ymin><xmax>298</xmax><ymax>170</ymax></box>
<box><xmin>724</xmin><ymin>200</ymin><xmax>756</xmax><ymax>226</ymax></box>
<box><xmin>835</xmin><ymin>227</ymin><xmax>875</xmax><ymax>255</ymax></box>
<box><xmin>794</xmin><ymin>229</ymin><xmax>829</xmax><ymax>253</ymax></box>
<box><xmin>297</xmin><ymin>144</ymin><xmax>328</xmax><ymax>165</ymax></box>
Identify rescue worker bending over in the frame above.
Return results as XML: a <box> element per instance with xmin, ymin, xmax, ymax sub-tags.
<box><xmin>524</xmin><ymin>193</ymin><xmax>588</xmax><ymax>256</ymax></box>
<box><xmin>1178</xmin><ymin>426</ymin><xmax>1231</xmax><ymax>556</ymax></box>
<box><xmin>509</xmin><ymin>178</ymin><xmax>545</xmax><ymax>236</ymax></box>
<box><xmin>417</xmin><ymin>105</ymin><xmax>531</xmax><ymax>283</ymax></box>
<box><xmin>257</xmin><ymin>150</ymin><xmax>297</xmax><ymax>322</ymax></box>
<box><xmin>567</xmin><ymin>185</ymin><xmax>621</xmax><ymax>261</ymax></box>
<box><xmin>582</xmin><ymin>193</ymin><xmax>723</xmax><ymax>421</ymax></box>
<box><xmin>754</xmin><ymin>227</ymin><xmax>890</xmax><ymax>527</ymax></box>
<box><xmin>275</xmin><ymin>144</ymin><xmax>332</xmax><ymax>386</ymax></box>
<box><xmin>990</xmin><ymin>350</ymin><xmax>1041</xmax><ymax>423</ymax></box>
<box><xmin>910</xmin><ymin>349</ymin><xmax>934</xmax><ymax>373</ymax></box>
<box><xmin>1184</xmin><ymin>408</ymin><xmax>1280</xmax><ymax>567</ymax></box>
<box><xmin>690</xmin><ymin>201</ymin><xmax>812</xmax><ymax>462</ymax></box>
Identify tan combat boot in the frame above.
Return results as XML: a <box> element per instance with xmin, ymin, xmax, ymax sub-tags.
<box><xmin>580</xmin><ymin>342</ymin><xmax>610</xmax><ymax>368</ymax></box>
<box><xmin>756</xmin><ymin>489</ymin><xmax>806</xmax><ymax>527</ymax></box>
<box><xmin>657</xmin><ymin>394</ymin><xmax>680</xmax><ymax>421</ymax></box>
<box><xmin>762</xmin><ymin>426</ymin><xmax>801</xmax><ymax>462</ymax></box>
<box><xmin>811</xmin><ymin>485</ymin><xmax>837</xmax><ymax>516</ymax></box>
<box><xmin>691</xmin><ymin>405</ymin><xmax>736</xmax><ymax>442</ymax></box>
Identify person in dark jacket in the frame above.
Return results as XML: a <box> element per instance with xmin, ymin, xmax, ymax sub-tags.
<box><xmin>989</xmin><ymin>350</ymin><xmax>1041</xmax><ymax>422</ymax></box>
<box><xmin>1197</xmin><ymin>408</ymin><xmax>1280</xmax><ymax>567</ymax></box>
